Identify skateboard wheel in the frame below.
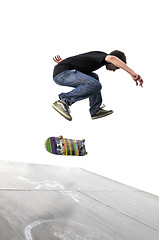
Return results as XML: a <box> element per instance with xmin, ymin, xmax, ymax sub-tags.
<box><xmin>58</xmin><ymin>135</ymin><xmax>63</xmax><ymax>139</ymax></box>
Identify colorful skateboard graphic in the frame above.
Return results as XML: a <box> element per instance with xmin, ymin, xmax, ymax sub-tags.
<box><xmin>45</xmin><ymin>135</ymin><xmax>87</xmax><ymax>156</ymax></box>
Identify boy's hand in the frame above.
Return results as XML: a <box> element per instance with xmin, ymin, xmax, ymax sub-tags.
<box><xmin>131</xmin><ymin>72</ymin><xmax>143</xmax><ymax>87</ymax></box>
<box><xmin>53</xmin><ymin>55</ymin><xmax>63</xmax><ymax>63</ymax></box>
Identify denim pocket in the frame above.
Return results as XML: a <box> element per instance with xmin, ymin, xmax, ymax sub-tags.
<box><xmin>53</xmin><ymin>71</ymin><xmax>67</xmax><ymax>84</ymax></box>
<box><xmin>54</xmin><ymin>70</ymin><xmax>75</xmax><ymax>86</ymax></box>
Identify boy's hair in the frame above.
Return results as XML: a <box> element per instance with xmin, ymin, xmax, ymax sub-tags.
<box><xmin>109</xmin><ymin>50</ymin><xmax>127</xmax><ymax>64</ymax></box>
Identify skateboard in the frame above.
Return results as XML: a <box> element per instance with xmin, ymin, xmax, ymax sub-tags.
<box><xmin>44</xmin><ymin>135</ymin><xmax>87</xmax><ymax>156</ymax></box>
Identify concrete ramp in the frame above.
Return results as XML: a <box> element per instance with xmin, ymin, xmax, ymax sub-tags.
<box><xmin>0</xmin><ymin>160</ymin><xmax>159</xmax><ymax>240</ymax></box>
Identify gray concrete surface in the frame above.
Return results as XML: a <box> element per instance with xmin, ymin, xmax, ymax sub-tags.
<box><xmin>0</xmin><ymin>160</ymin><xmax>159</xmax><ymax>240</ymax></box>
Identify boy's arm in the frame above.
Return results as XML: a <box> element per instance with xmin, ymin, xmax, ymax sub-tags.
<box><xmin>53</xmin><ymin>55</ymin><xmax>63</xmax><ymax>63</ymax></box>
<box><xmin>105</xmin><ymin>55</ymin><xmax>143</xmax><ymax>87</ymax></box>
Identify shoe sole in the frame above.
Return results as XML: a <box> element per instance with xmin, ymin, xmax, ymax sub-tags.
<box><xmin>52</xmin><ymin>103</ymin><xmax>72</xmax><ymax>121</ymax></box>
<box><xmin>91</xmin><ymin>111</ymin><xmax>113</xmax><ymax>120</ymax></box>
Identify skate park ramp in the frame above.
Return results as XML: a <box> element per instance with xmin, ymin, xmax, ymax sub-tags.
<box><xmin>0</xmin><ymin>160</ymin><xmax>159</xmax><ymax>240</ymax></box>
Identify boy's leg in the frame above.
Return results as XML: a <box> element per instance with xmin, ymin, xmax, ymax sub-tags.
<box><xmin>86</xmin><ymin>72</ymin><xmax>102</xmax><ymax>116</ymax></box>
<box><xmin>52</xmin><ymin>70</ymin><xmax>101</xmax><ymax>120</ymax></box>
<box><xmin>56</xmin><ymin>70</ymin><xmax>102</xmax><ymax>106</ymax></box>
<box><xmin>87</xmin><ymin>72</ymin><xmax>113</xmax><ymax>119</ymax></box>
<box><xmin>53</xmin><ymin>70</ymin><xmax>113</xmax><ymax>120</ymax></box>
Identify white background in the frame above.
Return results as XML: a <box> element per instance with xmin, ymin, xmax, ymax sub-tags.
<box><xmin>0</xmin><ymin>0</ymin><xmax>159</xmax><ymax>195</ymax></box>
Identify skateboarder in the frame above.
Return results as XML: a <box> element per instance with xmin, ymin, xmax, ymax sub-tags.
<box><xmin>52</xmin><ymin>51</ymin><xmax>143</xmax><ymax>121</ymax></box>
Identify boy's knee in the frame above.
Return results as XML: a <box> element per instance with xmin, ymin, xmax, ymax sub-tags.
<box><xmin>95</xmin><ymin>81</ymin><xmax>102</xmax><ymax>91</ymax></box>
<box><xmin>92</xmin><ymin>73</ymin><xmax>99</xmax><ymax>81</ymax></box>
<box><xmin>89</xmin><ymin>72</ymin><xmax>99</xmax><ymax>81</ymax></box>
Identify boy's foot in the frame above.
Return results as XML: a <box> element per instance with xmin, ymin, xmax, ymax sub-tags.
<box><xmin>91</xmin><ymin>108</ymin><xmax>113</xmax><ymax>120</ymax></box>
<box><xmin>52</xmin><ymin>100</ymin><xmax>72</xmax><ymax>121</ymax></box>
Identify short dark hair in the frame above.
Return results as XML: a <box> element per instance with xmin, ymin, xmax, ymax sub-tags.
<box><xmin>109</xmin><ymin>50</ymin><xmax>127</xmax><ymax>64</ymax></box>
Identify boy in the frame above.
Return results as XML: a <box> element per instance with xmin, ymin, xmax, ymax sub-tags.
<box><xmin>52</xmin><ymin>51</ymin><xmax>143</xmax><ymax>121</ymax></box>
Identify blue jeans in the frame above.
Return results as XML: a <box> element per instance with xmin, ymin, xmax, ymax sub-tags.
<box><xmin>53</xmin><ymin>70</ymin><xmax>102</xmax><ymax>116</ymax></box>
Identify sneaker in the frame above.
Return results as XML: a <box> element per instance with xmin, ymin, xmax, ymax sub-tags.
<box><xmin>52</xmin><ymin>100</ymin><xmax>72</xmax><ymax>121</ymax></box>
<box><xmin>91</xmin><ymin>105</ymin><xmax>113</xmax><ymax>119</ymax></box>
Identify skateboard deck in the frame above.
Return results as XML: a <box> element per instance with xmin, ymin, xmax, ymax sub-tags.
<box><xmin>45</xmin><ymin>135</ymin><xmax>87</xmax><ymax>156</ymax></box>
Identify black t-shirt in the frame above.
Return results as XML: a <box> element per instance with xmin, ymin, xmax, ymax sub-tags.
<box><xmin>53</xmin><ymin>51</ymin><xmax>108</xmax><ymax>77</ymax></box>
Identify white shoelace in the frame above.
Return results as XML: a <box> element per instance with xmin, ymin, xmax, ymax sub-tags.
<box><xmin>100</xmin><ymin>103</ymin><xmax>106</xmax><ymax>109</ymax></box>
<box><xmin>60</xmin><ymin>100</ymin><xmax>71</xmax><ymax>114</ymax></box>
